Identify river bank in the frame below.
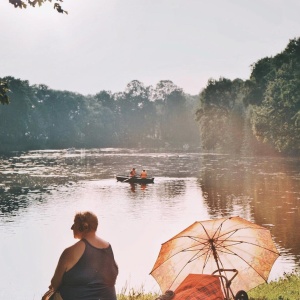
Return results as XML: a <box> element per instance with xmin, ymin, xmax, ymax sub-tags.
<box><xmin>117</xmin><ymin>272</ymin><xmax>300</xmax><ymax>300</ymax></box>
<box><xmin>1</xmin><ymin>149</ymin><xmax>299</xmax><ymax>299</ymax></box>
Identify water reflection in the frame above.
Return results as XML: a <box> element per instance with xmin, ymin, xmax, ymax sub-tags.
<box><xmin>127</xmin><ymin>183</ymin><xmax>150</xmax><ymax>193</ymax></box>
<box><xmin>0</xmin><ymin>149</ymin><xmax>299</xmax><ymax>299</ymax></box>
<box><xmin>199</xmin><ymin>155</ymin><xmax>300</xmax><ymax>263</ymax></box>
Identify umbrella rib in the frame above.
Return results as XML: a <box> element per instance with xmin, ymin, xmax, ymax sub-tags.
<box><xmin>167</xmin><ymin>248</ymin><xmax>211</xmax><ymax>290</ymax></box>
<box><xmin>215</xmin><ymin>243</ymin><xmax>277</xmax><ymax>281</ymax></box>
<box><xmin>199</xmin><ymin>218</ymin><xmax>229</xmax><ymax>240</ymax></box>
<box><xmin>201</xmin><ymin>247</ymin><xmax>215</xmax><ymax>272</ymax></box>
<box><xmin>150</xmin><ymin>237</ymin><xmax>209</xmax><ymax>273</ymax></box>
<box><xmin>186</xmin><ymin>236</ymin><xmax>231</xmax><ymax>279</ymax></box>
<box><xmin>218</xmin><ymin>239</ymin><xmax>279</xmax><ymax>255</ymax></box>
<box><xmin>217</xmin><ymin>227</ymin><xmax>277</xmax><ymax>245</ymax></box>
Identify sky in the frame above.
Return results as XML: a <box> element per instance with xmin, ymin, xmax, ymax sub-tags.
<box><xmin>0</xmin><ymin>0</ymin><xmax>299</xmax><ymax>96</ymax></box>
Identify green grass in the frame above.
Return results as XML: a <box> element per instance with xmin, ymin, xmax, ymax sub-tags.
<box><xmin>117</xmin><ymin>272</ymin><xmax>300</xmax><ymax>300</ymax></box>
<box><xmin>248</xmin><ymin>272</ymin><xmax>300</xmax><ymax>300</ymax></box>
<box><xmin>117</xmin><ymin>284</ymin><xmax>159</xmax><ymax>300</ymax></box>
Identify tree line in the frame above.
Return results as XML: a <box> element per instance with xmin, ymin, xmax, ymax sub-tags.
<box><xmin>0</xmin><ymin>79</ymin><xmax>200</xmax><ymax>152</ymax></box>
<box><xmin>196</xmin><ymin>37</ymin><xmax>300</xmax><ymax>156</ymax></box>
<box><xmin>0</xmin><ymin>37</ymin><xmax>299</xmax><ymax>155</ymax></box>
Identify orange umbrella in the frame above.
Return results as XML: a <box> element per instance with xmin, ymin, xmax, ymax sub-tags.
<box><xmin>150</xmin><ymin>216</ymin><xmax>279</xmax><ymax>296</ymax></box>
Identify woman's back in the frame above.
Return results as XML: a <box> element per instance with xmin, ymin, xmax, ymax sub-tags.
<box><xmin>59</xmin><ymin>239</ymin><xmax>118</xmax><ymax>300</ymax></box>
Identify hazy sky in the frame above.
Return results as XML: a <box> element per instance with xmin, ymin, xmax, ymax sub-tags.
<box><xmin>0</xmin><ymin>0</ymin><xmax>299</xmax><ymax>95</ymax></box>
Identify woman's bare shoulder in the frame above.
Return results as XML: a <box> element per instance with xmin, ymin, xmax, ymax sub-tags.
<box><xmin>92</xmin><ymin>236</ymin><xmax>110</xmax><ymax>249</ymax></box>
<box><xmin>61</xmin><ymin>240</ymin><xmax>85</xmax><ymax>259</ymax></box>
<box><xmin>59</xmin><ymin>240</ymin><xmax>86</xmax><ymax>271</ymax></box>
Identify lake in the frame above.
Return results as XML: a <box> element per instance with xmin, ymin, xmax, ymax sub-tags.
<box><xmin>0</xmin><ymin>148</ymin><xmax>299</xmax><ymax>299</ymax></box>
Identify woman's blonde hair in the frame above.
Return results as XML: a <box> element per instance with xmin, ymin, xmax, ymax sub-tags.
<box><xmin>74</xmin><ymin>211</ymin><xmax>98</xmax><ymax>232</ymax></box>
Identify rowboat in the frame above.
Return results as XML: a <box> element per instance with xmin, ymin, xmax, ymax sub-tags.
<box><xmin>116</xmin><ymin>175</ymin><xmax>154</xmax><ymax>184</ymax></box>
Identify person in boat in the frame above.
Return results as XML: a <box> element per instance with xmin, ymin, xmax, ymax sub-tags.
<box><xmin>140</xmin><ymin>169</ymin><xmax>147</xmax><ymax>178</ymax></box>
<box><xmin>44</xmin><ymin>211</ymin><xmax>118</xmax><ymax>300</ymax></box>
<box><xmin>129</xmin><ymin>167</ymin><xmax>136</xmax><ymax>177</ymax></box>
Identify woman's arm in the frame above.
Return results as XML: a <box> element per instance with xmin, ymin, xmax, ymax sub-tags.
<box><xmin>50</xmin><ymin>249</ymin><xmax>69</xmax><ymax>290</ymax></box>
<box><xmin>49</xmin><ymin>241</ymin><xmax>85</xmax><ymax>290</ymax></box>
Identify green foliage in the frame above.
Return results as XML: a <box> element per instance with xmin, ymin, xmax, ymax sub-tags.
<box><xmin>245</xmin><ymin>57</ymin><xmax>275</xmax><ymax>106</ymax></box>
<box><xmin>195</xmin><ymin>37</ymin><xmax>300</xmax><ymax>156</ymax></box>
<box><xmin>153</xmin><ymin>80</ymin><xmax>196</xmax><ymax>147</ymax></box>
<box><xmin>250</xmin><ymin>38</ymin><xmax>300</xmax><ymax>155</ymax></box>
<box><xmin>0</xmin><ymin>79</ymin><xmax>10</xmax><ymax>105</ymax></box>
<box><xmin>196</xmin><ymin>77</ymin><xmax>246</xmax><ymax>154</ymax></box>
<box><xmin>0</xmin><ymin>77</ymin><xmax>200</xmax><ymax>153</ymax></box>
<box><xmin>8</xmin><ymin>0</ymin><xmax>67</xmax><ymax>14</ymax></box>
<box><xmin>0</xmin><ymin>77</ymin><xmax>39</xmax><ymax>151</ymax></box>
<box><xmin>2</xmin><ymin>38</ymin><xmax>298</xmax><ymax>154</ymax></box>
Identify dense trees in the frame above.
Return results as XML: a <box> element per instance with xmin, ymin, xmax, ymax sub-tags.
<box><xmin>250</xmin><ymin>38</ymin><xmax>300</xmax><ymax>154</ymax></box>
<box><xmin>1</xmin><ymin>38</ymin><xmax>299</xmax><ymax>155</ymax></box>
<box><xmin>196</xmin><ymin>78</ymin><xmax>245</xmax><ymax>153</ymax></box>
<box><xmin>0</xmin><ymin>78</ymin><xmax>200</xmax><ymax>153</ymax></box>
<box><xmin>196</xmin><ymin>38</ymin><xmax>300</xmax><ymax>156</ymax></box>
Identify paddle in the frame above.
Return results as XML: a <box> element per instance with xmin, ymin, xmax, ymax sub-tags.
<box><xmin>124</xmin><ymin>175</ymin><xmax>138</xmax><ymax>182</ymax></box>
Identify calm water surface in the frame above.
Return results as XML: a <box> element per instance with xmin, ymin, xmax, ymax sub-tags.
<box><xmin>0</xmin><ymin>148</ymin><xmax>299</xmax><ymax>299</ymax></box>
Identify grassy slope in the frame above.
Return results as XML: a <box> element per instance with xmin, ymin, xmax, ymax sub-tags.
<box><xmin>117</xmin><ymin>273</ymin><xmax>300</xmax><ymax>300</ymax></box>
<box><xmin>248</xmin><ymin>272</ymin><xmax>300</xmax><ymax>300</ymax></box>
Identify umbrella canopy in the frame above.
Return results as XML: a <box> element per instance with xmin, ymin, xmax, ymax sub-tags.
<box><xmin>150</xmin><ymin>216</ymin><xmax>279</xmax><ymax>295</ymax></box>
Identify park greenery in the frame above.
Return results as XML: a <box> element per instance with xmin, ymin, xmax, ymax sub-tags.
<box><xmin>0</xmin><ymin>78</ymin><xmax>200</xmax><ymax>152</ymax></box>
<box><xmin>0</xmin><ymin>38</ymin><xmax>299</xmax><ymax>156</ymax></box>
<box><xmin>196</xmin><ymin>37</ymin><xmax>300</xmax><ymax>156</ymax></box>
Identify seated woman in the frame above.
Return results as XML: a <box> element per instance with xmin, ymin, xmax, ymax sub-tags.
<box><xmin>45</xmin><ymin>211</ymin><xmax>118</xmax><ymax>300</ymax></box>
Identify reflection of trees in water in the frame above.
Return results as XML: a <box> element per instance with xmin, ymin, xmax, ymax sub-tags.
<box><xmin>0</xmin><ymin>193</ymin><xmax>41</xmax><ymax>217</ymax></box>
<box><xmin>199</xmin><ymin>156</ymin><xmax>300</xmax><ymax>261</ymax></box>
<box><xmin>199</xmin><ymin>166</ymin><xmax>251</xmax><ymax>217</ymax></box>
<box><xmin>160</xmin><ymin>180</ymin><xmax>186</xmax><ymax>198</ymax></box>
<box><xmin>1</xmin><ymin>150</ymin><xmax>300</xmax><ymax>263</ymax></box>
<box><xmin>199</xmin><ymin>156</ymin><xmax>249</xmax><ymax>216</ymax></box>
<box><xmin>251</xmin><ymin>172</ymin><xmax>300</xmax><ymax>261</ymax></box>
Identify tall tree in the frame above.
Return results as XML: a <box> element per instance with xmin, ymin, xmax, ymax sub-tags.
<box><xmin>0</xmin><ymin>77</ymin><xmax>38</xmax><ymax>151</ymax></box>
<box><xmin>250</xmin><ymin>38</ymin><xmax>300</xmax><ymax>155</ymax></box>
<box><xmin>114</xmin><ymin>80</ymin><xmax>154</xmax><ymax>147</ymax></box>
<box><xmin>196</xmin><ymin>78</ymin><xmax>245</xmax><ymax>153</ymax></box>
<box><xmin>252</xmin><ymin>62</ymin><xmax>300</xmax><ymax>154</ymax></box>
<box><xmin>153</xmin><ymin>80</ymin><xmax>195</xmax><ymax>147</ymax></box>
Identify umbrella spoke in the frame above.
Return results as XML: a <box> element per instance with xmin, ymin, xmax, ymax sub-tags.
<box><xmin>151</xmin><ymin>238</ymin><xmax>209</xmax><ymax>272</ymax></box>
<box><xmin>167</xmin><ymin>248</ymin><xmax>210</xmax><ymax>289</ymax></box>
<box><xmin>218</xmin><ymin>248</ymin><xmax>268</xmax><ymax>281</ymax></box>
<box><xmin>212</xmin><ymin>242</ymin><xmax>275</xmax><ymax>281</ymax></box>
<box><xmin>201</xmin><ymin>248</ymin><xmax>215</xmax><ymax>272</ymax></box>
<box><xmin>212</xmin><ymin>218</ymin><xmax>228</xmax><ymax>240</ymax></box>
<box><xmin>217</xmin><ymin>238</ymin><xmax>280</xmax><ymax>255</ymax></box>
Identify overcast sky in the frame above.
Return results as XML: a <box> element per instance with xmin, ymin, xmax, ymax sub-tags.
<box><xmin>0</xmin><ymin>0</ymin><xmax>299</xmax><ymax>95</ymax></box>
